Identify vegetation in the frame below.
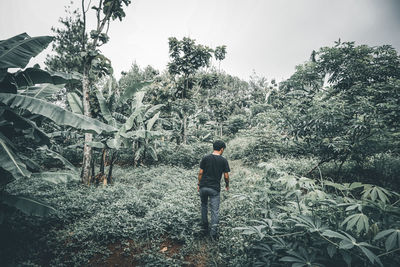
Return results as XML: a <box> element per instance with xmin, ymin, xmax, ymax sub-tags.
<box><xmin>1</xmin><ymin>2</ymin><xmax>400</xmax><ymax>266</ymax></box>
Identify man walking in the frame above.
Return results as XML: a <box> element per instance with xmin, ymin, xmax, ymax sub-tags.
<box><xmin>197</xmin><ymin>140</ymin><xmax>230</xmax><ymax>240</ymax></box>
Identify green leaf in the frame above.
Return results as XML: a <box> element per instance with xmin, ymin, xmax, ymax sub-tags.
<box><xmin>362</xmin><ymin>185</ymin><xmax>391</xmax><ymax>204</ymax></box>
<box><xmin>339</xmin><ymin>239</ymin><xmax>355</xmax><ymax>249</ymax></box>
<box><xmin>374</xmin><ymin>229</ymin><xmax>395</xmax><ymax>241</ymax></box>
<box><xmin>322</xmin><ymin>230</ymin><xmax>348</xmax><ymax>240</ymax></box>
<box><xmin>0</xmin><ymin>33</ymin><xmax>53</xmax><ymax>69</ymax></box>
<box><xmin>144</xmin><ymin>104</ymin><xmax>164</xmax><ymax>120</ymax></box>
<box><xmin>32</xmin><ymin>171</ymin><xmax>79</xmax><ymax>184</ymax></box>
<box><xmin>341</xmin><ymin>213</ymin><xmax>369</xmax><ymax>233</ymax></box>
<box><xmin>0</xmin><ymin>132</ymin><xmax>31</xmax><ymax>181</ymax></box>
<box><xmin>0</xmin><ymin>68</ymin><xmax>6</xmax><ymax>82</ymax></box>
<box><xmin>0</xmin><ymin>93</ymin><xmax>117</xmax><ymax>134</ymax></box>
<box><xmin>66</xmin><ymin>92</ymin><xmax>83</xmax><ymax>114</ymax></box>
<box><xmin>327</xmin><ymin>244</ymin><xmax>336</xmax><ymax>258</ymax></box>
<box><xmin>20</xmin><ymin>83</ymin><xmax>64</xmax><ymax>99</ymax></box>
<box><xmin>119</xmin><ymin>81</ymin><xmax>151</xmax><ymax>104</ymax></box>
<box><xmin>86</xmin><ymin>141</ymin><xmax>105</xmax><ymax>149</ymax></box>
<box><xmin>0</xmin><ymin>193</ymin><xmax>55</xmax><ymax>217</ymax></box>
<box><xmin>147</xmin><ymin>145</ymin><xmax>158</xmax><ymax>161</ymax></box>
<box><xmin>0</xmin><ymin>106</ymin><xmax>50</xmax><ymax>145</ymax></box>
<box><xmin>95</xmin><ymin>88</ymin><xmax>115</xmax><ymax>127</ymax></box>
<box><xmin>37</xmin><ymin>147</ymin><xmax>78</xmax><ymax>173</ymax></box>
<box><xmin>146</xmin><ymin>111</ymin><xmax>160</xmax><ymax>131</ymax></box>
<box><xmin>119</xmin><ymin>105</ymin><xmax>146</xmax><ymax>133</ymax></box>
<box><xmin>359</xmin><ymin>246</ymin><xmax>382</xmax><ymax>266</ymax></box>
<box><xmin>385</xmin><ymin>231</ymin><xmax>400</xmax><ymax>251</ymax></box>
<box><xmin>9</xmin><ymin>68</ymin><xmax>80</xmax><ymax>87</ymax></box>
<box><xmin>279</xmin><ymin>256</ymin><xmax>303</xmax><ymax>263</ymax></box>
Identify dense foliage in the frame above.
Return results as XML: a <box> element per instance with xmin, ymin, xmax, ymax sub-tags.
<box><xmin>1</xmin><ymin>4</ymin><xmax>399</xmax><ymax>266</ymax></box>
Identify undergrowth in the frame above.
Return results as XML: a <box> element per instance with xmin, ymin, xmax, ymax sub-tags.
<box><xmin>1</xmin><ymin>157</ymin><xmax>400</xmax><ymax>266</ymax></box>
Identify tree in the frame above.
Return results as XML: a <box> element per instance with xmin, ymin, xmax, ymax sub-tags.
<box><xmin>45</xmin><ymin>6</ymin><xmax>86</xmax><ymax>74</ymax></box>
<box><xmin>79</xmin><ymin>0</ymin><xmax>131</xmax><ymax>184</ymax></box>
<box><xmin>0</xmin><ymin>33</ymin><xmax>115</xmax><ymax>215</ymax></box>
<box><xmin>275</xmin><ymin>42</ymin><xmax>400</xmax><ymax>176</ymax></box>
<box><xmin>214</xmin><ymin>45</ymin><xmax>227</xmax><ymax>71</ymax></box>
<box><xmin>167</xmin><ymin>37</ymin><xmax>226</xmax><ymax>144</ymax></box>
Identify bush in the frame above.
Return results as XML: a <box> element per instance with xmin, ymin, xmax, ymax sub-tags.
<box><xmin>227</xmin><ymin>114</ymin><xmax>247</xmax><ymax>135</ymax></box>
<box><xmin>157</xmin><ymin>142</ymin><xmax>211</xmax><ymax>168</ymax></box>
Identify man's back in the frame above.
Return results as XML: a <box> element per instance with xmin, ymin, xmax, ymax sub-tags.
<box><xmin>199</xmin><ymin>154</ymin><xmax>230</xmax><ymax>192</ymax></box>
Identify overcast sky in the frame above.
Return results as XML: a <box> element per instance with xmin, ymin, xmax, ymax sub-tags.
<box><xmin>1</xmin><ymin>0</ymin><xmax>400</xmax><ymax>82</ymax></box>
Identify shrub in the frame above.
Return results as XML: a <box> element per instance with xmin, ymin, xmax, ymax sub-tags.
<box><xmin>157</xmin><ymin>142</ymin><xmax>211</xmax><ymax>168</ymax></box>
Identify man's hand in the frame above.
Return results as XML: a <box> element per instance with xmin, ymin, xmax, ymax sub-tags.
<box><xmin>225</xmin><ymin>186</ymin><xmax>229</xmax><ymax>191</ymax></box>
<box><xmin>197</xmin><ymin>185</ymin><xmax>200</xmax><ymax>192</ymax></box>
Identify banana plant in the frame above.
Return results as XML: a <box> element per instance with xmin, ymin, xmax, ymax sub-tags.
<box><xmin>67</xmin><ymin>77</ymin><xmax>164</xmax><ymax>183</ymax></box>
<box><xmin>0</xmin><ymin>33</ymin><xmax>117</xmax><ymax>216</ymax></box>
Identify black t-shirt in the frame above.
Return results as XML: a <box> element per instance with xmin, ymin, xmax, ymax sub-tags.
<box><xmin>199</xmin><ymin>154</ymin><xmax>230</xmax><ymax>192</ymax></box>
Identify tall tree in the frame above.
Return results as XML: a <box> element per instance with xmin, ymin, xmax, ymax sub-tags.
<box><xmin>214</xmin><ymin>45</ymin><xmax>227</xmax><ymax>72</ymax></box>
<box><xmin>276</xmin><ymin>42</ymin><xmax>400</xmax><ymax>174</ymax></box>
<box><xmin>45</xmin><ymin>6</ymin><xmax>86</xmax><ymax>74</ymax></box>
<box><xmin>79</xmin><ymin>0</ymin><xmax>131</xmax><ymax>184</ymax></box>
<box><xmin>167</xmin><ymin>37</ymin><xmax>226</xmax><ymax>144</ymax></box>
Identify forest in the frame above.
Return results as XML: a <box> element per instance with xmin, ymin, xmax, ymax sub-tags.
<box><xmin>1</xmin><ymin>1</ymin><xmax>400</xmax><ymax>266</ymax></box>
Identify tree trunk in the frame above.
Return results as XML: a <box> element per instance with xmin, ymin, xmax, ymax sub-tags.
<box><xmin>100</xmin><ymin>148</ymin><xmax>106</xmax><ymax>174</ymax></box>
<box><xmin>182</xmin><ymin>113</ymin><xmax>187</xmax><ymax>144</ymax></box>
<box><xmin>81</xmin><ymin>63</ymin><xmax>93</xmax><ymax>185</ymax></box>
<box><xmin>107</xmin><ymin>151</ymin><xmax>116</xmax><ymax>184</ymax></box>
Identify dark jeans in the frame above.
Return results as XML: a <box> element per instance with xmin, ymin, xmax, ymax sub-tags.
<box><xmin>199</xmin><ymin>187</ymin><xmax>220</xmax><ymax>236</ymax></box>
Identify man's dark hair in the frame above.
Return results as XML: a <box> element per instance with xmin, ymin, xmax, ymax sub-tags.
<box><xmin>213</xmin><ymin>140</ymin><xmax>226</xmax><ymax>151</ymax></box>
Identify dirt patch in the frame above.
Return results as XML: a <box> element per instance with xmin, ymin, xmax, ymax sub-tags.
<box><xmin>89</xmin><ymin>240</ymin><xmax>145</xmax><ymax>267</ymax></box>
<box><xmin>159</xmin><ymin>238</ymin><xmax>184</xmax><ymax>258</ymax></box>
<box><xmin>184</xmin><ymin>241</ymin><xmax>208</xmax><ymax>267</ymax></box>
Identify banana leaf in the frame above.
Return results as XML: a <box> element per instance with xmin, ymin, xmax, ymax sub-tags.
<box><xmin>0</xmin><ymin>68</ymin><xmax>6</xmax><ymax>82</ymax></box>
<box><xmin>0</xmin><ymin>93</ymin><xmax>117</xmax><ymax>134</ymax></box>
<box><xmin>19</xmin><ymin>83</ymin><xmax>64</xmax><ymax>100</ymax></box>
<box><xmin>147</xmin><ymin>111</ymin><xmax>160</xmax><ymax>131</ymax></box>
<box><xmin>0</xmin><ymin>106</ymin><xmax>50</xmax><ymax>145</ymax></box>
<box><xmin>119</xmin><ymin>81</ymin><xmax>151</xmax><ymax>104</ymax></box>
<box><xmin>66</xmin><ymin>92</ymin><xmax>84</xmax><ymax>114</ymax></box>
<box><xmin>0</xmin><ymin>132</ymin><xmax>31</xmax><ymax>182</ymax></box>
<box><xmin>144</xmin><ymin>104</ymin><xmax>164</xmax><ymax>120</ymax></box>
<box><xmin>32</xmin><ymin>171</ymin><xmax>79</xmax><ymax>184</ymax></box>
<box><xmin>95</xmin><ymin>88</ymin><xmax>116</xmax><ymax>127</ymax></box>
<box><xmin>0</xmin><ymin>33</ymin><xmax>53</xmax><ymax>69</ymax></box>
<box><xmin>38</xmin><ymin>147</ymin><xmax>78</xmax><ymax>173</ymax></box>
<box><xmin>11</xmin><ymin>68</ymin><xmax>81</xmax><ymax>87</ymax></box>
<box><xmin>0</xmin><ymin>193</ymin><xmax>56</xmax><ymax>217</ymax></box>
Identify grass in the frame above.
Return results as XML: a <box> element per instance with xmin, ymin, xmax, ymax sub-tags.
<box><xmin>3</xmin><ymin>157</ymin><xmax>399</xmax><ymax>266</ymax></box>
<box><xmin>1</xmin><ymin>161</ymin><xmax>262</xmax><ymax>266</ymax></box>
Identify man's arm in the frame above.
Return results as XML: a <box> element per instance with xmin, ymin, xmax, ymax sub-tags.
<box><xmin>197</xmin><ymin>169</ymin><xmax>203</xmax><ymax>192</ymax></box>
<box><xmin>224</xmin><ymin>172</ymin><xmax>229</xmax><ymax>191</ymax></box>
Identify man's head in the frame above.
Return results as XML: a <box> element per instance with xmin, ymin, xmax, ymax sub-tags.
<box><xmin>213</xmin><ymin>140</ymin><xmax>226</xmax><ymax>154</ymax></box>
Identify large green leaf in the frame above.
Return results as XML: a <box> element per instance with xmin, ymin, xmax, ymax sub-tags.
<box><xmin>0</xmin><ymin>93</ymin><xmax>117</xmax><ymax>134</ymax></box>
<box><xmin>146</xmin><ymin>111</ymin><xmax>160</xmax><ymax>131</ymax></box>
<box><xmin>0</xmin><ymin>106</ymin><xmax>50</xmax><ymax>145</ymax></box>
<box><xmin>19</xmin><ymin>83</ymin><xmax>64</xmax><ymax>100</ymax></box>
<box><xmin>66</xmin><ymin>92</ymin><xmax>84</xmax><ymax>114</ymax></box>
<box><xmin>0</xmin><ymin>68</ymin><xmax>6</xmax><ymax>82</ymax></box>
<box><xmin>119</xmin><ymin>81</ymin><xmax>151</xmax><ymax>104</ymax></box>
<box><xmin>32</xmin><ymin>171</ymin><xmax>79</xmax><ymax>184</ymax></box>
<box><xmin>38</xmin><ymin>147</ymin><xmax>78</xmax><ymax>173</ymax></box>
<box><xmin>0</xmin><ymin>132</ymin><xmax>31</xmax><ymax>182</ymax></box>
<box><xmin>119</xmin><ymin>105</ymin><xmax>146</xmax><ymax>133</ymax></box>
<box><xmin>0</xmin><ymin>193</ymin><xmax>55</xmax><ymax>217</ymax></box>
<box><xmin>144</xmin><ymin>104</ymin><xmax>164</xmax><ymax>120</ymax></box>
<box><xmin>11</xmin><ymin>67</ymin><xmax>81</xmax><ymax>87</ymax></box>
<box><xmin>96</xmin><ymin>88</ymin><xmax>115</xmax><ymax>127</ymax></box>
<box><xmin>0</xmin><ymin>33</ymin><xmax>53</xmax><ymax>69</ymax></box>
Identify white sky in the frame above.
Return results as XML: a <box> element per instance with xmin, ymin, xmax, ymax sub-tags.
<box><xmin>1</xmin><ymin>0</ymin><xmax>399</xmax><ymax>82</ymax></box>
